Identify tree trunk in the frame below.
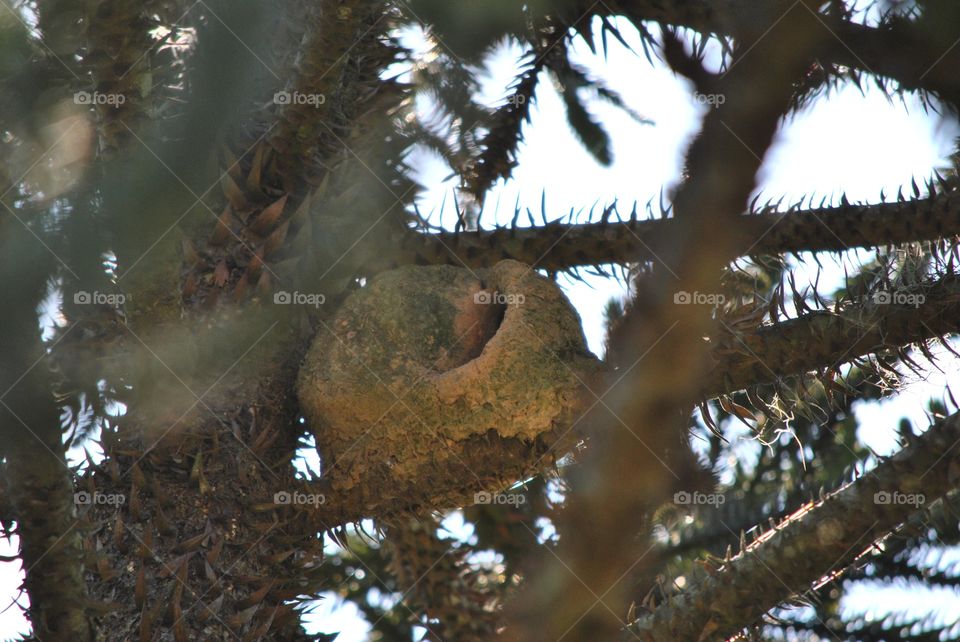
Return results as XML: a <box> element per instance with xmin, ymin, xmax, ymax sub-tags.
<box><xmin>81</xmin><ymin>312</ymin><xmax>322</xmax><ymax>640</ymax></box>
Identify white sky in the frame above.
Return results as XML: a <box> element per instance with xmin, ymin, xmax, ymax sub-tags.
<box><xmin>4</xmin><ymin>14</ymin><xmax>960</xmax><ymax>642</ymax></box>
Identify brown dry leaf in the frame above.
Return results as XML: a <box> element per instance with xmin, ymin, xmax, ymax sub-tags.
<box><xmin>181</xmin><ymin>271</ymin><xmax>198</xmax><ymax>299</ymax></box>
<box><xmin>214</xmin><ymin>260</ymin><xmax>230</xmax><ymax>287</ymax></box>
<box><xmin>209</xmin><ymin>206</ymin><xmax>234</xmax><ymax>247</ymax></box>
<box><xmin>137</xmin><ymin>528</ymin><xmax>153</xmax><ymax>560</ymax></box>
<box><xmin>113</xmin><ymin>513</ymin><xmax>125</xmax><ymax>548</ymax></box>
<box><xmin>140</xmin><ymin>600</ymin><xmax>161</xmax><ymax>642</ymax></box>
<box><xmin>172</xmin><ymin>597</ymin><xmax>186</xmax><ymax>642</ymax></box>
<box><xmin>237</xmin><ymin>581</ymin><xmax>274</xmax><ymax>609</ymax></box>
<box><xmin>221</xmin><ymin>172</ymin><xmax>248</xmax><ymax>210</ymax></box>
<box><xmin>264</xmin><ymin>220</ymin><xmax>290</xmax><ymax>257</ymax></box>
<box><xmin>719</xmin><ymin>396</ymin><xmax>757</xmax><ymax>423</ymax></box>
<box><xmin>206</xmin><ymin>537</ymin><xmax>224</xmax><ymax>565</ymax></box>
<box><xmin>197</xmin><ymin>595</ymin><xmax>224</xmax><ymax>624</ymax></box>
<box><xmin>247</xmin><ymin>252</ymin><xmax>264</xmax><ymax>278</ymax></box>
<box><xmin>250</xmin><ymin>194</ymin><xmax>288</xmax><ymax>236</ymax></box>
<box><xmin>221</xmin><ymin>144</ymin><xmax>242</xmax><ymax>181</ymax></box>
<box><xmin>234</xmin><ymin>273</ymin><xmax>250</xmax><ymax>302</ymax></box>
<box><xmin>176</xmin><ymin>532</ymin><xmax>207</xmax><ymax>553</ymax></box>
<box><xmin>96</xmin><ymin>556</ymin><xmax>116</xmax><ymax>581</ymax></box>
<box><xmin>204</xmin><ymin>559</ymin><xmax>218</xmax><ymax>583</ymax></box>
<box><xmin>135</xmin><ymin>565</ymin><xmax>146</xmax><ymax>609</ymax></box>
<box><xmin>181</xmin><ymin>238</ymin><xmax>201</xmax><ymax>266</ymax></box>
<box><xmin>227</xmin><ymin>604</ymin><xmax>260</xmax><ymax>630</ymax></box>
<box><xmin>246</xmin><ymin>143</ymin><xmax>266</xmax><ymax>194</ymax></box>
<box><xmin>128</xmin><ymin>487</ymin><xmax>141</xmax><ymax>521</ymax></box>
<box><xmin>157</xmin><ymin>553</ymin><xmax>191</xmax><ymax>578</ymax></box>
<box><xmin>154</xmin><ymin>505</ymin><xmax>173</xmax><ymax>535</ymax></box>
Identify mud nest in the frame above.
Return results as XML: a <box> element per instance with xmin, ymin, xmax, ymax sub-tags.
<box><xmin>297</xmin><ymin>260</ymin><xmax>602</xmax><ymax>513</ymax></box>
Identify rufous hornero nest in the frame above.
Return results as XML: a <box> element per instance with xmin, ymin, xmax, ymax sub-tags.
<box><xmin>297</xmin><ymin>260</ymin><xmax>602</xmax><ymax>514</ymax></box>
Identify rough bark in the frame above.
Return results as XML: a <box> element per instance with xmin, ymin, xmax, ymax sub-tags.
<box><xmin>0</xmin><ymin>222</ymin><xmax>93</xmax><ymax>640</ymax></box>
<box><xmin>4</xmin><ymin>401</ymin><xmax>93</xmax><ymax>641</ymax></box>
<box><xmin>72</xmin><ymin>2</ymin><xmax>418</xmax><ymax>638</ymax></box>
<box><xmin>82</xmin><ymin>0</ymin><xmax>154</xmax><ymax>156</ymax></box>
<box><xmin>703</xmin><ymin>274</ymin><xmax>960</xmax><ymax>397</ymax></box>
<box><xmin>383</xmin><ymin>517</ymin><xmax>503</xmax><ymax>641</ymax></box>
<box><xmin>389</xmin><ymin>187</ymin><xmax>960</xmax><ymax>272</ymax></box>
<box><xmin>263</xmin><ymin>0</ymin><xmax>393</xmax><ymax>190</ymax></box>
<box><xmin>80</xmin><ymin>311</ymin><xmax>323</xmax><ymax>641</ymax></box>
<box><xmin>508</xmin><ymin>5</ymin><xmax>830</xmax><ymax>640</ymax></box>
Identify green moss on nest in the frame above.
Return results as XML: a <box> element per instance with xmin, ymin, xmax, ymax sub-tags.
<box><xmin>297</xmin><ymin>260</ymin><xmax>602</xmax><ymax>512</ymax></box>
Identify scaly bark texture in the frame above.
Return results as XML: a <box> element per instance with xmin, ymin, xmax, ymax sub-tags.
<box><xmin>384</xmin><ymin>517</ymin><xmax>504</xmax><ymax>641</ymax></box>
<box><xmin>390</xmin><ymin>185</ymin><xmax>960</xmax><ymax>272</ymax></box>
<box><xmin>73</xmin><ymin>3</ymin><xmax>420</xmax><ymax>638</ymax></box>
<box><xmin>0</xmin><ymin>222</ymin><xmax>93</xmax><ymax>640</ymax></box>
<box><xmin>630</xmin><ymin>408</ymin><xmax>960</xmax><ymax>642</ymax></box>
<box><xmin>3</xmin><ymin>384</ymin><xmax>93</xmax><ymax>641</ymax></box>
<box><xmin>81</xmin><ymin>313</ymin><xmax>322</xmax><ymax>641</ymax></box>
<box><xmin>262</xmin><ymin>0</ymin><xmax>399</xmax><ymax>190</ymax></box>
<box><xmin>82</xmin><ymin>0</ymin><xmax>154</xmax><ymax>156</ymax></box>
<box><xmin>704</xmin><ymin>274</ymin><xmax>960</xmax><ymax>396</ymax></box>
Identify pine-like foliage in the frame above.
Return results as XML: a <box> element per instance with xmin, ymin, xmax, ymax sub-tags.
<box><xmin>1</xmin><ymin>0</ymin><xmax>960</xmax><ymax>640</ymax></box>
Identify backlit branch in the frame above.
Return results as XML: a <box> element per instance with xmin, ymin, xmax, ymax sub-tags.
<box><xmin>391</xmin><ymin>186</ymin><xmax>960</xmax><ymax>272</ymax></box>
<box><xmin>629</xmin><ymin>408</ymin><xmax>960</xmax><ymax>642</ymax></box>
<box><xmin>602</xmin><ymin>0</ymin><xmax>960</xmax><ymax>106</ymax></box>
<box><xmin>703</xmin><ymin>274</ymin><xmax>960</xmax><ymax>397</ymax></box>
